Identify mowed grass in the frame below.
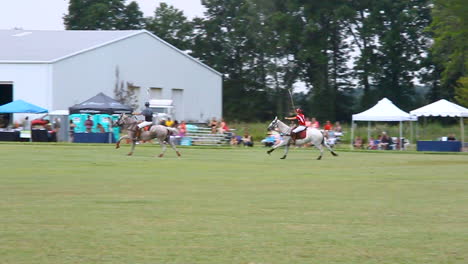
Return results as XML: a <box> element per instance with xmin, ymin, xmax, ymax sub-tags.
<box><xmin>0</xmin><ymin>143</ymin><xmax>467</xmax><ymax>264</ymax></box>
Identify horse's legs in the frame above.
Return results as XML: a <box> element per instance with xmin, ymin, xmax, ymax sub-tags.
<box><xmin>323</xmin><ymin>141</ymin><xmax>338</xmax><ymax>156</ymax></box>
<box><xmin>157</xmin><ymin>138</ymin><xmax>167</xmax><ymax>157</ymax></box>
<box><xmin>168</xmin><ymin>139</ymin><xmax>181</xmax><ymax>157</ymax></box>
<box><xmin>280</xmin><ymin>143</ymin><xmax>290</xmax><ymax>159</ymax></box>
<box><xmin>116</xmin><ymin>135</ymin><xmax>130</xmax><ymax>149</ymax></box>
<box><xmin>267</xmin><ymin>137</ymin><xmax>289</xmax><ymax>156</ymax></box>
<box><xmin>314</xmin><ymin>143</ymin><xmax>324</xmax><ymax>160</ymax></box>
<box><xmin>128</xmin><ymin>140</ymin><xmax>137</xmax><ymax>156</ymax></box>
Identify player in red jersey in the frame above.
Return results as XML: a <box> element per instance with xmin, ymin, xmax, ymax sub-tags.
<box><xmin>284</xmin><ymin>108</ymin><xmax>307</xmax><ymax>144</ymax></box>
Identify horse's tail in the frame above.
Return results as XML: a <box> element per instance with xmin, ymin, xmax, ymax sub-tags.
<box><xmin>320</xmin><ymin>130</ymin><xmax>326</xmax><ymax>145</ymax></box>
<box><xmin>166</xmin><ymin>127</ymin><xmax>179</xmax><ymax>135</ymax></box>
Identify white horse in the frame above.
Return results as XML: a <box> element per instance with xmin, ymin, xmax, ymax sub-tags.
<box><xmin>266</xmin><ymin>117</ymin><xmax>338</xmax><ymax>160</ymax></box>
<box><xmin>114</xmin><ymin>113</ymin><xmax>181</xmax><ymax>157</ymax></box>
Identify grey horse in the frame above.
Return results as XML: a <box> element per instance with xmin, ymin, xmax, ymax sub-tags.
<box><xmin>266</xmin><ymin>116</ymin><xmax>338</xmax><ymax>160</ymax></box>
<box><xmin>114</xmin><ymin>113</ymin><xmax>181</xmax><ymax>157</ymax></box>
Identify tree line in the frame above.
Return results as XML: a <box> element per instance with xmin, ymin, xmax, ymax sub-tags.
<box><xmin>64</xmin><ymin>0</ymin><xmax>467</xmax><ymax>122</ymax></box>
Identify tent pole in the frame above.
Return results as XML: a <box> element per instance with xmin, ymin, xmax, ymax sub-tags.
<box><xmin>399</xmin><ymin>121</ymin><xmax>403</xmax><ymax>151</ymax></box>
<box><xmin>410</xmin><ymin>121</ymin><xmax>413</xmax><ymax>149</ymax></box>
<box><xmin>367</xmin><ymin>121</ymin><xmax>371</xmax><ymax>143</ymax></box>
<box><xmin>351</xmin><ymin>119</ymin><xmax>355</xmax><ymax>150</ymax></box>
<box><xmin>461</xmin><ymin>117</ymin><xmax>465</xmax><ymax>151</ymax></box>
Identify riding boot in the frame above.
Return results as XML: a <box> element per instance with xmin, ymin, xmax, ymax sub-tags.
<box><xmin>290</xmin><ymin>132</ymin><xmax>296</xmax><ymax>145</ymax></box>
<box><xmin>134</xmin><ymin>129</ymin><xmax>141</xmax><ymax>140</ymax></box>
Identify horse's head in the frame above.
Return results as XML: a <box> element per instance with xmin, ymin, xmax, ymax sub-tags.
<box><xmin>115</xmin><ymin>113</ymin><xmax>127</xmax><ymax>127</ymax></box>
<box><xmin>267</xmin><ymin>116</ymin><xmax>279</xmax><ymax>131</ymax></box>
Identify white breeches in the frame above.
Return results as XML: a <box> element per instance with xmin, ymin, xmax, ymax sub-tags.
<box><xmin>137</xmin><ymin>121</ymin><xmax>153</xmax><ymax>129</ymax></box>
<box><xmin>293</xmin><ymin>125</ymin><xmax>306</xmax><ymax>133</ymax></box>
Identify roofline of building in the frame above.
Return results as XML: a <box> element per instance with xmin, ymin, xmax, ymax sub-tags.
<box><xmin>0</xmin><ymin>30</ymin><xmax>223</xmax><ymax>76</ymax></box>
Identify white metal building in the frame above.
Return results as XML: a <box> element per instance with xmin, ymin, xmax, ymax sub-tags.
<box><xmin>0</xmin><ymin>29</ymin><xmax>222</xmax><ymax>122</ymax></box>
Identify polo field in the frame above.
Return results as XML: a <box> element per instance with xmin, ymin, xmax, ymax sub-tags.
<box><xmin>1</xmin><ymin>142</ymin><xmax>467</xmax><ymax>264</ymax></box>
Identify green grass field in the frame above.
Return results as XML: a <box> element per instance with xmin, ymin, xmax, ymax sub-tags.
<box><xmin>1</xmin><ymin>143</ymin><xmax>467</xmax><ymax>264</ymax></box>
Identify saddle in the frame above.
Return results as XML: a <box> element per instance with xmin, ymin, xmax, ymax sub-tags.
<box><xmin>291</xmin><ymin>127</ymin><xmax>307</xmax><ymax>140</ymax></box>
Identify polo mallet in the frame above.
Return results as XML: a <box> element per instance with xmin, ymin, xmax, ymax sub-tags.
<box><xmin>288</xmin><ymin>88</ymin><xmax>296</xmax><ymax>113</ymax></box>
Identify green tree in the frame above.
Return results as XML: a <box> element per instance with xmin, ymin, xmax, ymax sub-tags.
<box><xmin>121</xmin><ymin>1</ymin><xmax>145</xmax><ymax>29</ymax></box>
<box><xmin>430</xmin><ymin>0</ymin><xmax>468</xmax><ymax>106</ymax></box>
<box><xmin>145</xmin><ymin>3</ymin><xmax>194</xmax><ymax>50</ymax></box>
<box><xmin>64</xmin><ymin>0</ymin><xmax>144</xmax><ymax>30</ymax></box>
<box><xmin>191</xmin><ymin>0</ymin><xmax>277</xmax><ymax>121</ymax></box>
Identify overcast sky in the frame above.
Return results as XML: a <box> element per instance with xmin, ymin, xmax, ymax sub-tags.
<box><xmin>0</xmin><ymin>0</ymin><xmax>206</xmax><ymax>30</ymax></box>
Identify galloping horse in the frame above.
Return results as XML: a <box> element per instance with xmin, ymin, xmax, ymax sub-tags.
<box><xmin>266</xmin><ymin>117</ymin><xmax>338</xmax><ymax>160</ymax></box>
<box><xmin>114</xmin><ymin>113</ymin><xmax>181</xmax><ymax>157</ymax></box>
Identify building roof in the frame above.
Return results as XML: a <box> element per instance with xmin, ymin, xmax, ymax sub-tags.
<box><xmin>0</xmin><ymin>29</ymin><xmax>221</xmax><ymax>75</ymax></box>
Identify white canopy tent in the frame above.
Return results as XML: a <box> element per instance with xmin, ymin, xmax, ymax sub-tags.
<box><xmin>351</xmin><ymin>98</ymin><xmax>417</xmax><ymax>150</ymax></box>
<box><xmin>410</xmin><ymin>99</ymin><xmax>468</xmax><ymax>148</ymax></box>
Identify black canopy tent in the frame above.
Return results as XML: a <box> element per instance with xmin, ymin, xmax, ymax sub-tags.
<box><xmin>69</xmin><ymin>93</ymin><xmax>133</xmax><ymax>114</ymax></box>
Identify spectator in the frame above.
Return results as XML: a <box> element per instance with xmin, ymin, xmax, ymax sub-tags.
<box><xmin>218</xmin><ymin>118</ymin><xmax>229</xmax><ymax>134</ymax></box>
<box><xmin>305</xmin><ymin>117</ymin><xmax>312</xmax><ymax>127</ymax></box>
<box><xmin>378</xmin><ymin>132</ymin><xmax>390</xmax><ymax>150</ymax></box>
<box><xmin>209</xmin><ymin>117</ymin><xmax>218</xmax><ymax>133</ymax></box>
<box><xmin>22</xmin><ymin>116</ymin><xmax>30</xmax><ymax>130</ymax></box>
<box><xmin>178</xmin><ymin>121</ymin><xmax>187</xmax><ymax>137</ymax></box>
<box><xmin>84</xmin><ymin>115</ymin><xmax>94</xmax><ymax>133</ymax></box>
<box><xmin>69</xmin><ymin>120</ymin><xmax>76</xmax><ymax>142</ymax></box>
<box><xmin>334</xmin><ymin>121</ymin><xmax>343</xmax><ymax>133</ymax></box>
<box><xmin>324</xmin><ymin>120</ymin><xmax>333</xmax><ymax>131</ymax></box>
<box><xmin>367</xmin><ymin>136</ymin><xmax>377</xmax><ymax>150</ymax></box>
<box><xmin>97</xmin><ymin>123</ymin><xmax>105</xmax><ymax>133</ymax></box>
<box><xmin>165</xmin><ymin>117</ymin><xmax>174</xmax><ymax>128</ymax></box>
<box><xmin>447</xmin><ymin>133</ymin><xmax>456</xmax><ymax>141</ymax></box>
<box><xmin>53</xmin><ymin>118</ymin><xmax>61</xmax><ymax>134</ymax></box>
<box><xmin>353</xmin><ymin>136</ymin><xmax>363</xmax><ymax>149</ymax></box>
<box><xmin>311</xmin><ymin>117</ymin><xmax>320</xmax><ymax>128</ymax></box>
<box><xmin>242</xmin><ymin>133</ymin><xmax>254</xmax><ymax>147</ymax></box>
<box><xmin>230</xmin><ymin>133</ymin><xmax>242</xmax><ymax>146</ymax></box>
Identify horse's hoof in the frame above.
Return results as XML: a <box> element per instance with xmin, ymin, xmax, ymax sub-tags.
<box><xmin>176</xmin><ymin>151</ymin><xmax>181</xmax><ymax>157</ymax></box>
<box><xmin>158</xmin><ymin>154</ymin><xmax>164</xmax><ymax>158</ymax></box>
<box><xmin>115</xmin><ymin>145</ymin><xmax>120</xmax><ymax>149</ymax></box>
<box><xmin>332</xmin><ymin>152</ymin><xmax>338</xmax><ymax>156</ymax></box>
<box><xmin>280</xmin><ymin>156</ymin><xmax>287</xmax><ymax>159</ymax></box>
<box><xmin>267</xmin><ymin>150</ymin><xmax>272</xmax><ymax>155</ymax></box>
<box><xmin>317</xmin><ymin>156</ymin><xmax>322</xmax><ymax>160</ymax></box>
<box><xmin>127</xmin><ymin>153</ymin><xmax>133</xmax><ymax>156</ymax></box>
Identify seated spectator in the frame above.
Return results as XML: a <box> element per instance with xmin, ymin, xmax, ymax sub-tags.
<box><xmin>334</xmin><ymin>121</ymin><xmax>343</xmax><ymax>133</ymax></box>
<box><xmin>311</xmin><ymin>117</ymin><xmax>320</xmax><ymax>128</ymax></box>
<box><xmin>218</xmin><ymin>118</ymin><xmax>229</xmax><ymax>134</ymax></box>
<box><xmin>242</xmin><ymin>133</ymin><xmax>254</xmax><ymax>147</ymax></box>
<box><xmin>209</xmin><ymin>117</ymin><xmax>218</xmax><ymax>133</ymax></box>
<box><xmin>305</xmin><ymin>117</ymin><xmax>312</xmax><ymax>127</ymax></box>
<box><xmin>447</xmin><ymin>133</ymin><xmax>457</xmax><ymax>141</ymax></box>
<box><xmin>323</xmin><ymin>120</ymin><xmax>333</xmax><ymax>131</ymax></box>
<box><xmin>378</xmin><ymin>132</ymin><xmax>390</xmax><ymax>150</ymax></box>
<box><xmin>367</xmin><ymin>136</ymin><xmax>377</xmax><ymax>150</ymax></box>
<box><xmin>353</xmin><ymin>136</ymin><xmax>363</xmax><ymax>149</ymax></box>
<box><xmin>230</xmin><ymin>133</ymin><xmax>242</xmax><ymax>146</ymax></box>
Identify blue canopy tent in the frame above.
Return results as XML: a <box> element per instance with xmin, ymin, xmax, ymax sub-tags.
<box><xmin>0</xmin><ymin>99</ymin><xmax>48</xmax><ymax>113</ymax></box>
<box><xmin>0</xmin><ymin>100</ymin><xmax>48</xmax><ymax>142</ymax></box>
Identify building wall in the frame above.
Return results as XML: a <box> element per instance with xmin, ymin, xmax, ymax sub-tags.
<box><xmin>52</xmin><ymin>32</ymin><xmax>222</xmax><ymax>122</ymax></box>
<box><xmin>0</xmin><ymin>63</ymin><xmax>52</xmax><ymax>121</ymax></box>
